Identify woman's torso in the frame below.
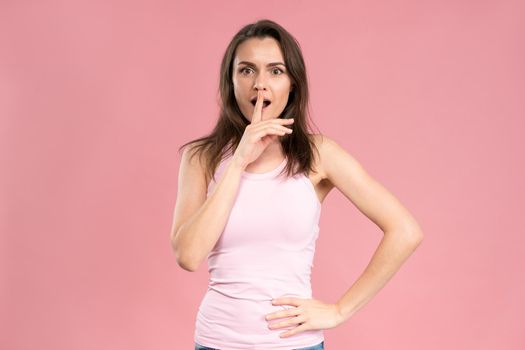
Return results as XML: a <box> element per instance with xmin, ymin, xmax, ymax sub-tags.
<box><xmin>194</xmin><ymin>150</ymin><xmax>326</xmax><ymax>349</ymax></box>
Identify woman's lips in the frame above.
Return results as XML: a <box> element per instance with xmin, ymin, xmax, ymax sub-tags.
<box><xmin>251</xmin><ymin>100</ymin><xmax>271</xmax><ymax>109</ymax></box>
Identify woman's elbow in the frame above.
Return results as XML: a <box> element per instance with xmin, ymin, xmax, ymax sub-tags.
<box><xmin>177</xmin><ymin>255</ymin><xmax>200</xmax><ymax>272</ymax></box>
<box><xmin>171</xmin><ymin>235</ymin><xmax>201</xmax><ymax>272</ymax></box>
<box><xmin>408</xmin><ymin>227</ymin><xmax>424</xmax><ymax>246</ymax></box>
<box><xmin>175</xmin><ymin>252</ymin><xmax>200</xmax><ymax>272</ymax></box>
<box><xmin>174</xmin><ymin>247</ymin><xmax>202</xmax><ymax>272</ymax></box>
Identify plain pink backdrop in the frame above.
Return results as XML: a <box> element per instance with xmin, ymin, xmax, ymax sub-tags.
<box><xmin>2</xmin><ymin>0</ymin><xmax>524</xmax><ymax>349</ymax></box>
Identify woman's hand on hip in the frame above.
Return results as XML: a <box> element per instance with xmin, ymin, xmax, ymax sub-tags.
<box><xmin>265</xmin><ymin>297</ymin><xmax>345</xmax><ymax>338</ymax></box>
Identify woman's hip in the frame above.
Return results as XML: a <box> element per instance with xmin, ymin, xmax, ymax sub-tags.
<box><xmin>194</xmin><ymin>340</ymin><xmax>324</xmax><ymax>350</ymax></box>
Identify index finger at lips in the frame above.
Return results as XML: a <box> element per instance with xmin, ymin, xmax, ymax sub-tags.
<box><xmin>251</xmin><ymin>90</ymin><xmax>263</xmax><ymax>124</ymax></box>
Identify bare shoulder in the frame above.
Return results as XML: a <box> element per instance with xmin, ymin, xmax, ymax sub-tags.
<box><xmin>304</xmin><ymin>133</ymin><xmax>356</xmax><ymax>203</ymax></box>
<box><xmin>309</xmin><ymin>132</ymin><xmax>368</xmax><ymax>190</ymax></box>
<box><xmin>180</xmin><ymin>141</ymin><xmax>211</xmax><ymax>186</ymax></box>
<box><xmin>311</xmin><ymin>133</ymin><xmax>423</xmax><ymax>234</ymax></box>
<box><xmin>310</xmin><ymin>133</ymin><xmax>350</xmax><ymax>181</ymax></box>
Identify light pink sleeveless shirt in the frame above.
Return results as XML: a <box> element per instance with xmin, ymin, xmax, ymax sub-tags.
<box><xmin>194</xmin><ymin>153</ymin><xmax>324</xmax><ymax>349</ymax></box>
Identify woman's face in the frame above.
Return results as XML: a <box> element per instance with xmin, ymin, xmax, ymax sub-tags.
<box><xmin>232</xmin><ymin>37</ymin><xmax>293</xmax><ymax>122</ymax></box>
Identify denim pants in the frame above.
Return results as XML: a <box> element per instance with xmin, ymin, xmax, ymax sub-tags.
<box><xmin>194</xmin><ymin>340</ymin><xmax>324</xmax><ymax>350</ymax></box>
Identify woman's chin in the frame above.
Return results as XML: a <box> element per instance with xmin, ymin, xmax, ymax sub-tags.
<box><xmin>242</xmin><ymin>107</ymin><xmax>281</xmax><ymax>122</ymax></box>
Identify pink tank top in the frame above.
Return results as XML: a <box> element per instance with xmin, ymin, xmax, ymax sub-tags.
<box><xmin>194</xmin><ymin>153</ymin><xmax>324</xmax><ymax>349</ymax></box>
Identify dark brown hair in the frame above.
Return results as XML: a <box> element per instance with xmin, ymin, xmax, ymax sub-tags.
<box><xmin>178</xmin><ymin>19</ymin><xmax>321</xmax><ymax>183</ymax></box>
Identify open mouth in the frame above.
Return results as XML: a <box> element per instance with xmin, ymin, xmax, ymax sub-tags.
<box><xmin>250</xmin><ymin>98</ymin><xmax>272</xmax><ymax>108</ymax></box>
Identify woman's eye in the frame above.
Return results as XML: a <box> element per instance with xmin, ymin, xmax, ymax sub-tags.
<box><xmin>239</xmin><ymin>67</ymin><xmax>285</xmax><ymax>75</ymax></box>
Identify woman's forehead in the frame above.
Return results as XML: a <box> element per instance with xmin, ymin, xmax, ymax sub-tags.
<box><xmin>234</xmin><ymin>37</ymin><xmax>284</xmax><ymax>65</ymax></box>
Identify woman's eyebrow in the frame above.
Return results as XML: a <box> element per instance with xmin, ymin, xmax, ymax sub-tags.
<box><xmin>237</xmin><ymin>61</ymin><xmax>286</xmax><ymax>68</ymax></box>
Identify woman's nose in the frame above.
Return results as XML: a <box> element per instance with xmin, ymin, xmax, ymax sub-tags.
<box><xmin>253</xmin><ymin>73</ymin><xmax>269</xmax><ymax>90</ymax></box>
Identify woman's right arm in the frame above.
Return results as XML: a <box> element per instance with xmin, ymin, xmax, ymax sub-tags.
<box><xmin>170</xmin><ymin>146</ymin><xmax>245</xmax><ymax>272</ymax></box>
<box><xmin>171</xmin><ymin>90</ymin><xmax>294</xmax><ymax>271</ymax></box>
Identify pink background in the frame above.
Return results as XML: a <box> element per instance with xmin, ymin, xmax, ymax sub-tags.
<box><xmin>2</xmin><ymin>0</ymin><xmax>524</xmax><ymax>349</ymax></box>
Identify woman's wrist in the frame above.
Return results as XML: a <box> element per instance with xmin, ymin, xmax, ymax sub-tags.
<box><xmin>230</xmin><ymin>154</ymin><xmax>249</xmax><ymax>172</ymax></box>
<box><xmin>227</xmin><ymin>155</ymin><xmax>247</xmax><ymax>175</ymax></box>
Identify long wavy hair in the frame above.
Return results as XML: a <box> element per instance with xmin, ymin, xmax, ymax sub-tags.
<box><xmin>178</xmin><ymin>19</ymin><xmax>321</xmax><ymax>183</ymax></box>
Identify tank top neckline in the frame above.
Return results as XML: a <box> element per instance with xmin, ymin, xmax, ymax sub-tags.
<box><xmin>241</xmin><ymin>156</ymin><xmax>287</xmax><ymax>180</ymax></box>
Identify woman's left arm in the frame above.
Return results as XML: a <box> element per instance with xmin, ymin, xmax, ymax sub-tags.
<box><xmin>265</xmin><ymin>135</ymin><xmax>423</xmax><ymax>337</ymax></box>
<box><xmin>320</xmin><ymin>135</ymin><xmax>424</xmax><ymax>323</ymax></box>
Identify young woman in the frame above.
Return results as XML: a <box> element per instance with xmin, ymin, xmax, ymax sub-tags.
<box><xmin>171</xmin><ymin>19</ymin><xmax>423</xmax><ymax>350</ymax></box>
